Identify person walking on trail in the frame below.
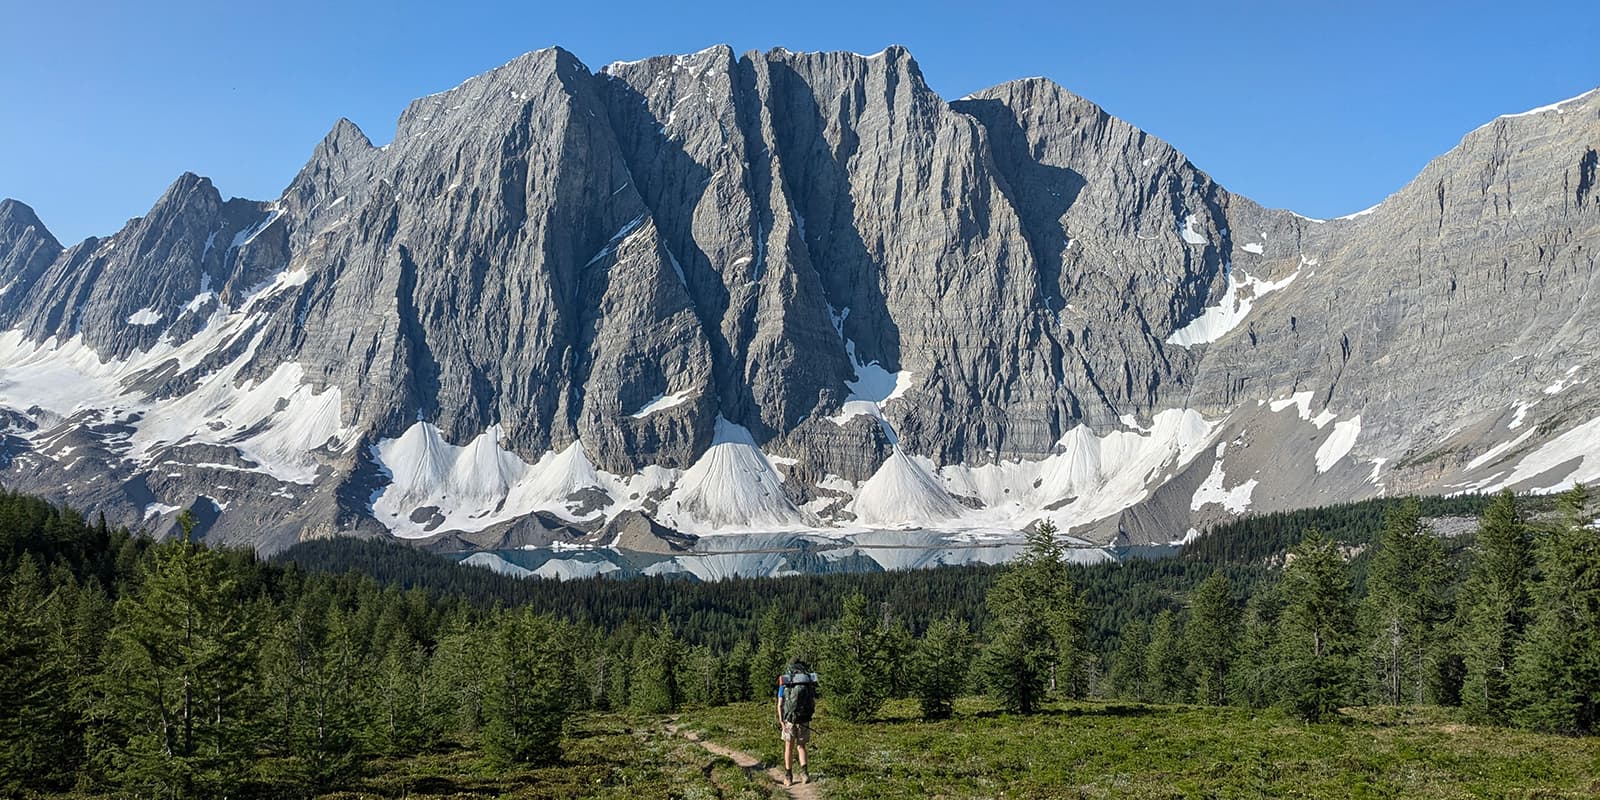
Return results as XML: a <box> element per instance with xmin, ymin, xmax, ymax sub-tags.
<box><xmin>777</xmin><ymin>659</ymin><xmax>818</xmax><ymax>786</ymax></box>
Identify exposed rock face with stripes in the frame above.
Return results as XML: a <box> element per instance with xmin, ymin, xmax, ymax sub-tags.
<box><xmin>1</xmin><ymin>46</ymin><xmax>1596</xmax><ymax>553</ymax></box>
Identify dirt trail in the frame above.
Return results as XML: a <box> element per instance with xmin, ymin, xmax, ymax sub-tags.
<box><xmin>666</xmin><ymin>722</ymin><xmax>822</xmax><ymax>800</ymax></box>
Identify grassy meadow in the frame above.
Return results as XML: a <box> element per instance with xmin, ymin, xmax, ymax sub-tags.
<box><xmin>676</xmin><ymin>697</ymin><xmax>1600</xmax><ymax>799</ymax></box>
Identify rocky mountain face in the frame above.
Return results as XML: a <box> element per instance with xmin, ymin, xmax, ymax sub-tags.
<box><xmin>1</xmin><ymin>46</ymin><xmax>1596</xmax><ymax>554</ymax></box>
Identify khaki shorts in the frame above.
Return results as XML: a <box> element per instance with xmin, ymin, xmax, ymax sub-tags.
<box><xmin>781</xmin><ymin>721</ymin><xmax>811</xmax><ymax>744</ymax></box>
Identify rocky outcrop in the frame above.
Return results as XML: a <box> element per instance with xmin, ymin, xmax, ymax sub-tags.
<box><xmin>0</xmin><ymin>46</ymin><xmax>1595</xmax><ymax>553</ymax></box>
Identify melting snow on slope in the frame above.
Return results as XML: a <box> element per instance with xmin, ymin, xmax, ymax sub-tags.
<box><xmin>939</xmin><ymin>408</ymin><xmax>1218</xmax><ymax>533</ymax></box>
<box><xmin>1269</xmin><ymin>391</ymin><xmax>1314</xmax><ymax>420</ymax></box>
<box><xmin>371</xmin><ymin>423</ymin><xmax>611</xmax><ymax>538</ymax></box>
<box><xmin>1486</xmin><ymin>413</ymin><xmax>1600</xmax><ymax>493</ymax></box>
<box><xmin>1190</xmin><ymin>443</ymin><xmax>1257</xmax><ymax>513</ymax></box>
<box><xmin>850</xmin><ymin>448</ymin><xmax>962</xmax><ymax>527</ymax></box>
<box><xmin>826</xmin><ymin>306</ymin><xmax>914</xmax><ymax>429</ymax></box>
<box><xmin>1166</xmin><ymin>268</ymin><xmax>1299</xmax><ymax>348</ymax></box>
<box><xmin>0</xmin><ymin>298</ymin><xmax>349</xmax><ymax>485</ymax></box>
<box><xmin>1543</xmin><ymin>365</ymin><xmax>1583</xmax><ymax>395</ymax></box>
<box><xmin>507</xmin><ymin>442</ymin><xmax>606</xmax><ymax>508</ymax></box>
<box><xmin>1314</xmin><ymin>416</ymin><xmax>1362</xmax><ymax>473</ymax></box>
<box><xmin>1241</xmin><ymin>242</ymin><xmax>1265</xmax><ymax>254</ymax></box>
<box><xmin>660</xmin><ymin>416</ymin><xmax>808</xmax><ymax>533</ymax></box>
<box><xmin>126</xmin><ymin>307</ymin><xmax>162</xmax><ymax>326</ymax></box>
<box><xmin>1466</xmin><ymin>430</ymin><xmax>1536</xmax><ymax>472</ymax></box>
<box><xmin>1510</xmin><ymin>400</ymin><xmax>1539</xmax><ymax>429</ymax></box>
<box><xmin>628</xmin><ymin>389</ymin><xmax>693</xmax><ymax>418</ymax></box>
<box><xmin>1180</xmin><ymin>214</ymin><xmax>1209</xmax><ymax>245</ymax></box>
<box><xmin>143</xmin><ymin>502</ymin><xmax>182</xmax><ymax>520</ymax></box>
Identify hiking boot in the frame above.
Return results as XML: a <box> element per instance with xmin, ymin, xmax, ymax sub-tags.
<box><xmin>784</xmin><ymin>769</ymin><xmax>792</xmax><ymax>787</ymax></box>
<box><xmin>802</xmin><ymin>766</ymin><xmax>810</xmax><ymax>784</ymax></box>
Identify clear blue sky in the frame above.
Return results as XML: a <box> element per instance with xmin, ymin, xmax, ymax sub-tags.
<box><xmin>2</xmin><ymin>0</ymin><xmax>1595</xmax><ymax>244</ymax></box>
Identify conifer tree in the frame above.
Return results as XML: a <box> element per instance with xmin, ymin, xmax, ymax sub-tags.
<box><xmin>1362</xmin><ymin>500</ymin><xmax>1451</xmax><ymax>705</ymax></box>
<box><xmin>908</xmin><ymin>615</ymin><xmax>972</xmax><ymax>720</ymax></box>
<box><xmin>1144</xmin><ymin>609</ymin><xmax>1189</xmax><ymax>703</ymax></box>
<box><xmin>483</xmin><ymin>610</ymin><xmax>574</xmax><ymax>766</ymax></box>
<box><xmin>95</xmin><ymin>542</ymin><xmax>258</xmax><ymax>798</ymax></box>
<box><xmin>629</xmin><ymin>614</ymin><xmax>683</xmax><ymax>714</ymax></box>
<box><xmin>825</xmin><ymin>593</ymin><xmax>894</xmax><ymax>722</ymax></box>
<box><xmin>1460</xmin><ymin>490</ymin><xmax>1533</xmax><ymax>722</ymax></box>
<box><xmin>748</xmin><ymin>605</ymin><xmax>791</xmax><ymax>700</ymax></box>
<box><xmin>0</xmin><ymin>556</ymin><xmax>73</xmax><ymax>792</ymax></box>
<box><xmin>1107</xmin><ymin>619</ymin><xmax>1151</xmax><ymax>702</ymax></box>
<box><xmin>1186</xmin><ymin>571</ymin><xmax>1238</xmax><ymax>706</ymax></box>
<box><xmin>428</xmin><ymin>615</ymin><xmax>492</xmax><ymax>737</ymax></box>
<box><xmin>682</xmin><ymin>645</ymin><xmax>724</xmax><ymax>707</ymax></box>
<box><xmin>979</xmin><ymin>521</ymin><xmax>1086</xmax><ymax>713</ymax></box>
<box><xmin>1512</xmin><ymin>485</ymin><xmax>1600</xmax><ymax>734</ymax></box>
<box><xmin>1275</xmin><ymin>531</ymin><xmax>1357</xmax><ymax>722</ymax></box>
<box><xmin>724</xmin><ymin>639</ymin><xmax>754</xmax><ymax>703</ymax></box>
<box><xmin>1230</xmin><ymin>585</ymin><xmax>1282</xmax><ymax>708</ymax></box>
<box><xmin>258</xmin><ymin>596</ymin><xmax>366</xmax><ymax>791</ymax></box>
<box><xmin>371</xmin><ymin>636</ymin><xmax>436</xmax><ymax>755</ymax></box>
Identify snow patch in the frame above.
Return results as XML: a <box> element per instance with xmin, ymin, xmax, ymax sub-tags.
<box><xmin>628</xmin><ymin>389</ymin><xmax>694</xmax><ymax>418</ymax></box>
<box><xmin>371</xmin><ymin>423</ymin><xmax>610</xmax><ymax>538</ymax></box>
<box><xmin>1486</xmin><ymin>413</ymin><xmax>1600</xmax><ymax>493</ymax></box>
<box><xmin>126</xmin><ymin>307</ymin><xmax>162</xmax><ymax>326</ymax></box>
<box><xmin>1180</xmin><ymin>214</ymin><xmax>1209</xmax><ymax>245</ymax></box>
<box><xmin>826</xmin><ymin>305</ymin><xmax>914</xmax><ymax>428</ymax></box>
<box><xmin>1467</xmin><ymin>430</ymin><xmax>1536</xmax><ymax>472</ymax></box>
<box><xmin>1269</xmin><ymin>392</ymin><xmax>1314</xmax><ymax>420</ymax></box>
<box><xmin>1510</xmin><ymin>400</ymin><xmax>1539</xmax><ymax>429</ymax></box>
<box><xmin>142</xmin><ymin>502</ymin><xmax>182</xmax><ymax>520</ymax></box>
<box><xmin>1190</xmin><ymin>445</ymin><xmax>1258</xmax><ymax>513</ymax></box>
<box><xmin>1479</xmin><ymin>87</ymin><xmax>1600</xmax><ymax>130</ymax></box>
<box><xmin>1166</xmin><ymin>268</ymin><xmax>1299</xmax><ymax>348</ymax></box>
<box><xmin>1241</xmin><ymin>242</ymin><xmax>1264</xmax><ymax>254</ymax></box>
<box><xmin>1315</xmin><ymin>416</ymin><xmax>1362</xmax><ymax>473</ymax></box>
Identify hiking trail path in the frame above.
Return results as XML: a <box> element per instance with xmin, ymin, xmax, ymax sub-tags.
<box><xmin>666</xmin><ymin>720</ymin><xmax>823</xmax><ymax>800</ymax></box>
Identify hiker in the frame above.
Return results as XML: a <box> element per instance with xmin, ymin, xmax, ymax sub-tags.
<box><xmin>776</xmin><ymin>659</ymin><xmax>817</xmax><ymax>786</ymax></box>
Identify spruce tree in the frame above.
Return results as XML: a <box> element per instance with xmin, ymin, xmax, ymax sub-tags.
<box><xmin>1511</xmin><ymin>484</ymin><xmax>1600</xmax><ymax>734</ymax></box>
<box><xmin>1229</xmin><ymin>584</ymin><xmax>1281</xmax><ymax>708</ymax></box>
<box><xmin>427</xmin><ymin>615</ymin><xmax>492</xmax><ymax>737</ymax></box>
<box><xmin>724</xmin><ymin>639</ymin><xmax>754</xmax><ymax>703</ymax></box>
<box><xmin>1274</xmin><ymin>531</ymin><xmax>1357</xmax><ymax>722</ymax></box>
<box><xmin>629</xmin><ymin>614</ymin><xmax>683</xmax><ymax>714</ymax></box>
<box><xmin>1362</xmin><ymin>499</ymin><xmax>1451</xmax><ymax>705</ymax></box>
<box><xmin>1460</xmin><ymin>490</ymin><xmax>1533</xmax><ymax>722</ymax></box>
<box><xmin>748</xmin><ymin>605</ymin><xmax>791</xmax><ymax>700</ymax></box>
<box><xmin>1186</xmin><ymin>571</ymin><xmax>1238</xmax><ymax>706</ymax></box>
<box><xmin>1144</xmin><ymin>609</ymin><xmax>1189</xmax><ymax>703</ymax></box>
<box><xmin>682</xmin><ymin>645</ymin><xmax>724</xmax><ymax>707</ymax></box>
<box><xmin>0</xmin><ymin>556</ymin><xmax>73</xmax><ymax>793</ymax></box>
<box><xmin>483</xmin><ymin>610</ymin><xmax>574</xmax><ymax>766</ymax></box>
<box><xmin>1107</xmin><ymin>619</ymin><xmax>1151</xmax><ymax>702</ymax></box>
<box><xmin>95</xmin><ymin>542</ymin><xmax>258</xmax><ymax>798</ymax></box>
<box><xmin>824</xmin><ymin>593</ymin><xmax>893</xmax><ymax>722</ymax></box>
<box><xmin>908</xmin><ymin>616</ymin><xmax>972</xmax><ymax>720</ymax></box>
<box><xmin>979</xmin><ymin>521</ymin><xmax>1086</xmax><ymax>713</ymax></box>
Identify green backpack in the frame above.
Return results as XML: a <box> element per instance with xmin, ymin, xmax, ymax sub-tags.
<box><xmin>781</xmin><ymin>668</ymin><xmax>818</xmax><ymax>724</ymax></box>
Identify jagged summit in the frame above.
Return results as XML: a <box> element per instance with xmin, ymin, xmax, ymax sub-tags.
<box><xmin>0</xmin><ymin>47</ymin><xmax>1596</xmax><ymax>553</ymax></box>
